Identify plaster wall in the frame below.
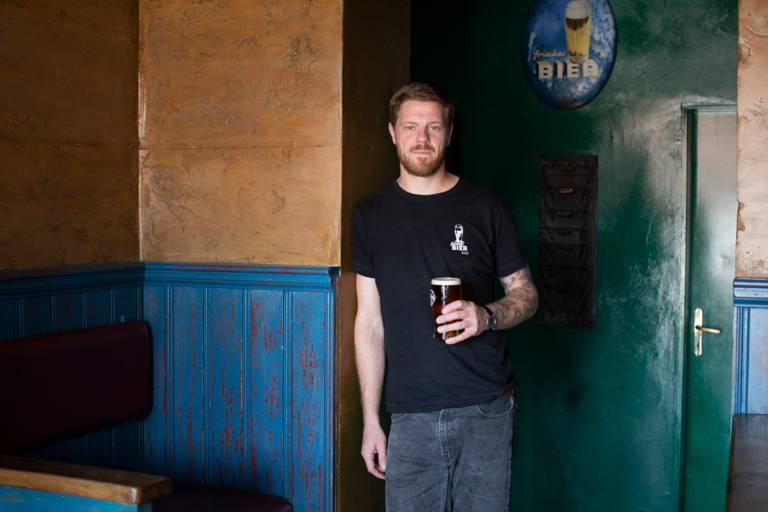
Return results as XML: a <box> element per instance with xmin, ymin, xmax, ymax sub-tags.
<box><xmin>0</xmin><ymin>1</ymin><xmax>139</xmax><ymax>270</ymax></box>
<box><xmin>139</xmin><ymin>0</ymin><xmax>343</xmax><ymax>266</ymax></box>
<box><xmin>737</xmin><ymin>0</ymin><xmax>768</xmax><ymax>278</ymax></box>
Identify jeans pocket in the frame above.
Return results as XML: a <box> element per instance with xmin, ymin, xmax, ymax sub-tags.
<box><xmin>390</xmin><ymin>412</ymin><xmax>408</xmax><ymax>423</ymax></box>
<box><xmin>475</xmin><ymin>395</ymin><xmax>514</xmax><ymax>417</ymax></box>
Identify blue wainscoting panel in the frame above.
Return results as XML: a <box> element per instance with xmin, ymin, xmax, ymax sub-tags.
<box><xmin>0</xmin><ymin>298</ymin><xmax>19</xmax><ymax>339</ymax></box>
<box><xmin>0</xmin><ymin>265</ymin><xmax>144</xmax><ymax>468</ymax></box>
<box><xmin>247</xmin><ymin>289</ymin><xmax>285</xmax><ymax>497</ymax></box>
<box><xmin>86</xmin><ymin>289</ymin><xmax>113</xmax><ymax>327</ymax></box>
<box><xmin>290</xmin><ymin>291</ymin><xmax>333</xmax><ymax>512</ymax></box>
<box><xmin>143</xmin><ymin>263</ymin><xmax>337</xmax><ymax>511</ymax></box>
<box><xmin>0</xmin><ymin>265</ymin><xmax>144</xmax><ymax>341</ymax></box>
<box><xmin>54</xmin><ymin>293</ymin><xmax>84</xmax><ymax>332</ymax></box>
<box><xmin>172</xmin><ymin>286</ymin><xmax>206</xmax><ymax>485</ymax></box>
<box><xmin>734</xmin><ymin>278</ymin><xmax>768</xmax><ymax>413</ymax></box>
<box><xmin>208</xmin><ymin>287</ymin><xmax>246</xmax><ymax>489</ymax></box>
<box><xmin>21</xmin><ymin>295</ymin><xmax>52</xmax><ymax>337</ymax></box>
<box><xmin>1</xmin><ymin>262</ymin><xmax>337</xmax><ymax>511</ymax></box>
<box><xmin>142</xmin><ymin>284</ymin><xmax>171</xmax><ymax>476</ymax></box>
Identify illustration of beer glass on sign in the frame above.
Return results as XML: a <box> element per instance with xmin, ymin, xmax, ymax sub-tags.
<box><xmin>565</xmin><ymin>0</ymin><xmax>592</xmax><ymax>63</ymax></box>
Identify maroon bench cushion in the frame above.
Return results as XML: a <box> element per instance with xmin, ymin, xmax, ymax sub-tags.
<box><xmin>0</xmin><ymin>321</ymin><xmax>151</xmax><ymax>451</ymax></box>
<box><xmin>154</xmin><ymin>485</ymin><xmax>292</xmax><ymax>512</ymax></box>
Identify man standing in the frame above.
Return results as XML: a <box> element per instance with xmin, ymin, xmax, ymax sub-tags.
<box><xmin>353</xmin><ymin>83</ymin><xmax>538</xmax><ymax>511</ymax></box>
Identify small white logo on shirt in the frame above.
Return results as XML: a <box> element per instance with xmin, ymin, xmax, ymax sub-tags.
<box><xmin>430</xmin><ymin>289</ymin><xmax>436</xmax><ymax>306</ymax></box>
<box><xmin>450</xmin><ymin>224</ymin><xmax>469</xmax><ymax>255</ymax></box>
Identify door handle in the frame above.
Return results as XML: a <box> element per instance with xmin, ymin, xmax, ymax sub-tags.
<box><xmin>693</xmin><ymin>307</ymin><xmax>721</xmax><ymax>357</ymax></box>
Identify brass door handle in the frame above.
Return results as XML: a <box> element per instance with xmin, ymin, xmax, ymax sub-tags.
<box><xmin>695</xmin><ymin>325</ymin><xmax>721</xmax><ymax>335</ymax></box>
<box><xmin>693</xmin><ymin>307</ymin><xmax>721</xmax><ymax>357</ymax></box>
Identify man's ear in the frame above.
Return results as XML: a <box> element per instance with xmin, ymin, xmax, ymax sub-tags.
<box><xmin>447</xmin><ymin>124</ymin><xmax>454</xmax><ymax>146</ymax></box>
<box><xmin>388</xmin><ymin>122</ymin><xmax>397</xmax><ymax>145</ymax></box>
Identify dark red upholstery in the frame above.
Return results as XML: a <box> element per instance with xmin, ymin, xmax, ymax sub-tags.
<box><xmin>154</xmin><ymin>485</ymin><xmax>292</xmax><ymax>512</ymax></box>
<box><xmin>0</xmin><ymin>321</ymin><xmax>293</xmax><ymax>511</ymax></box>
<box><xmin>0</xmin><ymin>321</ymin><xmax>151</xmax><ymax>451</ymax></box>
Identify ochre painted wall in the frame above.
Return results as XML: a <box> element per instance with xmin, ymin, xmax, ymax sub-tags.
<box><xmin>139</xmin><ymin>0</ymin><xmax>342</xmax><ymax>266</ymax></box>
<box><xmin>337</xmin><ymin>2</ymin><xmax>411</xmax><ymax>510</ymax></box>
<box><xmin>0</xmin><ymin>1</ymin><xmax>139</xmax><ymax>270</ymax></box>
<box><xmin>737</xmin><ymin>0</ymin><xmax>768</xmax><ymax>278</ymax></box>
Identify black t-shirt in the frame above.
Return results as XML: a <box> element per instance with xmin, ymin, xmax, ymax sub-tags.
<box><xmin>352</xmin><ymin>178</ymin><xmax>527</xmax><ymax>413</ymax></box>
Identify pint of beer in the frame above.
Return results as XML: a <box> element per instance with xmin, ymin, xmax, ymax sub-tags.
<box><xmin>565</xmin><ymin>0</ymin><xmax>592</xmax><ymax>63</ymax></box>
<box><xmin>431</xmin><ymin>277</ymin><xmax>463</xmax><ymax>340</ymax></box>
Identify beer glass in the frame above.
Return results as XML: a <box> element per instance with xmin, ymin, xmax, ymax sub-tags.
<box><xmin>431</xmin><ymin>277</ymin><xmax>463</xmax><ymax>340</ymax></box>
<box><xmin>565</xmin><ymin>0</ymin><xmax>592</xmax><ymax>63</ymax></box>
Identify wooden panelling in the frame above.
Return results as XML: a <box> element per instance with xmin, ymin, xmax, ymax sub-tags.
<box><xmin>1</xmin><ymin>262</ymin><xmax>336</xmax><ymax>510</ymax></box>
<box><xmin>141</xmin><ymin>284</ymin><xmax>171</xmax><ymax>476</ymax></box>
<box><xmin>290</xmin><ymin>291</ymin><xmax>332</xmax><ymax>511</ymax></box>
<box><xmin>247</xmin><ymin>289</ymin><xmax>285</xmax><ymax>496</ymax></box>
<box><xmin>208</xmin><ymin>287</ymin><xmax>246</xmax><ymax>488</ymax></box>
<box><xmin>734</xmin><ymin>278</ymin><xmax>768</xmax><ymax>413</ymax></box>
<box><xmin>142</xmin><ymin>263</ymin><xmax>336</xmax><ymax>511</ymax></box>
<box><xmin>737</xmin><ymin>0</ymin><xmax>768</xmax><ymax>277</ymax></box>
<box><xmin>171</xmin><ymin>286</ymin><xmax>206</xmax><ymax>485</ymax></box>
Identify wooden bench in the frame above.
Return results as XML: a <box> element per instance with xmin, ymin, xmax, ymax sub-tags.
<box><xmin>0</xmin><ymin>322</ymin><xmax>292</xmax><ymax>512</ymax></box>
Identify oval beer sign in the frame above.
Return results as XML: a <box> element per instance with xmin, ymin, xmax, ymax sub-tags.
<box><xmin>523</xmin><ymin>0</ymin><xmax>616</xmax><ymax>109</ymax></box>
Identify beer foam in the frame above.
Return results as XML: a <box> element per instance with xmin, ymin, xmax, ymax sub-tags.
<box><xmin>565</xmin><ymin>0</ymin><xmax>591</xmax><ymax>19</ymax></box>
<box><xmin>431</xmin><ymin>277</ymin><xmax>461</xmax><ymax>286</ymax></box>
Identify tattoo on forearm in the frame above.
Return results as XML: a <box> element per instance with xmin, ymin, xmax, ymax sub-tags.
<box><xmin>491</xmin><ymin>266</ymin><xmax>539</xmax><ymax>329</ymax></box>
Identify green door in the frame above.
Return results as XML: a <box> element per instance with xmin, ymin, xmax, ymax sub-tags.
<box><xmin>682</xmin><ymin>107</ymin><xmax>737</xmax><ymax>511</ymax></box>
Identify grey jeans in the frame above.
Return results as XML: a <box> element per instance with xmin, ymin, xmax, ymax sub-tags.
<box><xmin>385</xmin><ymin>393</ymin><xmax>515</xmax><ymax>512</ymax></box>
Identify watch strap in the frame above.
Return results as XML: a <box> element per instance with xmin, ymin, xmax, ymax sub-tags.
<box><xmin>481</xmin><ymin>304</ymin><xmax>496</xmax><ymax>331</ymax></box>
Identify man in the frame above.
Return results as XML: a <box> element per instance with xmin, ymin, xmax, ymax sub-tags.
<box><xmin>353</xmin><ymin>82</ymin><xmax>538</xmax><ymax>511</ymax></box>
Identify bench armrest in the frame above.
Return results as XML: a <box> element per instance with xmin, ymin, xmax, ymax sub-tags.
<box><xmin>0</xmin><ymin>455</ymin><xmax>172</xmax><ymax>504</ymax></box>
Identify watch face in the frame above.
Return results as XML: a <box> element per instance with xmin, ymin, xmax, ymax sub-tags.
<box><xmin>484</xmin><ymin>306</ymin><xmax>496</xmax><ymax>331</ymax></box>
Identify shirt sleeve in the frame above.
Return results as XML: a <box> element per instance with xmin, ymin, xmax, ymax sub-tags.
<box><xmin>492</xmin><ymin>195</ymin><xmax>527</xmax><ymax>277</ymax></box>
<box><xmin>352</xmin><ymin>205</ymin><xmax>375</xmax><ymax>278</ymax></box>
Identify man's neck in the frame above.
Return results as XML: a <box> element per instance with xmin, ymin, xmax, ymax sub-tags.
<box><xmin>397</xmin><ymin>169</ymin><xmax>459</xmax><ymax>196</ymax></box>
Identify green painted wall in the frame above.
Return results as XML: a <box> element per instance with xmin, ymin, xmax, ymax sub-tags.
<box><xmin>412</xmin><ymin>1</ymin><xmax>736</xmax><ymax>510</ymax></box>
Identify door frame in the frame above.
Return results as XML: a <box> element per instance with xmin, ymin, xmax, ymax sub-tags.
<box><xmin>678</xmin><ymin>102</ymin><xmax>737</xmax><ymax>510</ymax></box>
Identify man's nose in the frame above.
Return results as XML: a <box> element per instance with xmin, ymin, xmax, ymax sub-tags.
<box><xmin>416</xmin><ymin>126</ymin><xmax>429</xmax><ymax>142</ymax></box>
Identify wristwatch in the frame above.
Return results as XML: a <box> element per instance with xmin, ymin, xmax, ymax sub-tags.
<box><xmin>481</xmin><ymin>304</ymin><xmax>497</xmax><ymax>331</ymax></box>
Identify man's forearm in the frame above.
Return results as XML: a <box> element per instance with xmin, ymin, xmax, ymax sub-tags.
<box><xmin>488</xmin><ymin>266</ymin><xmax>539</xmax><ymax>330</ymax></box>
<box><xmin>354</xmin><ymin>320</ymin><xmax>385</xmax><ymax>426</ymax></box>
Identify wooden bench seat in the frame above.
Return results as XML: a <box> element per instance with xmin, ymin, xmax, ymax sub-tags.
<box><xmin>0</xmin><ymin>454</ymin><xmax>172</xmax><ymax>505</ymax></box>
